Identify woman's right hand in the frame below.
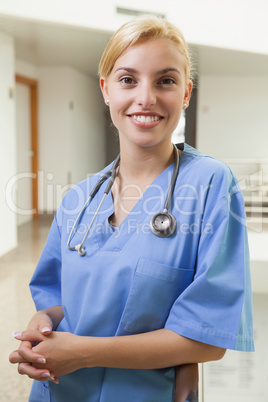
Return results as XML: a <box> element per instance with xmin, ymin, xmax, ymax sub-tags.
<box><xmin>10</xmin><ymin>338</ymin><xmax>58</xmax><ymax>383</ymax></box>
<box><xmin>9</xmin><ymin>307</ymin><xmax>63</xmax><ymax>383</ymax></box>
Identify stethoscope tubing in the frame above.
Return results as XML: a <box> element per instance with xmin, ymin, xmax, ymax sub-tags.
<box><xmin>67</xmin><ymin>147</ymin><xmax>179</xmax><ymax>255</ymax></box>
<box><xmin>163</xmin><ymin>146</ymin><xmax>180</xmax><ymax>212</ymax></box>
<box><xmin>67</xmin><ymin>154</ymin><xmax>120</xmax><ymax>255</ymax></box>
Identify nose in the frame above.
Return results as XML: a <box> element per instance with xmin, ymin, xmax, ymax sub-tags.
<box><xmin>136</xmin><ymin>81</ymin><xmax>156</xmax><ymax>108</ymax></box>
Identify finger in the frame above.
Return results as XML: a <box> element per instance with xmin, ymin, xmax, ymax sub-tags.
<box><xmin>20</xmin><ymin>340</ymin><xmax>34</xmax><ymax>349</ymax></box>
<box><xmin>9</xmin><ymin>350</ymin><xmax>31</xmax><ymax>364</ymax></box>
<box><xmin>27</xmin><ymin>311</ymin><xmax>53</xmax><ymax>335</ymax></box>
<box><xmin>12</xmin><ymin>330</ymin><xmax>46</xmax><ymax>343</ymax></box>
<box><xmin>18</xmin><ymin>344</ymin><xmax>47</xmax><ymax>365</ymax></box>
<box><xmin>10</xmin><ymin>339</ymin><xmax>37</xmax><ymax>363</ymax></box>
<box><xmin>18</xmin><ymin>362</ymin><xmax>59</xmax><ymax>383</ymax></box>
<box><xmin>34</xmin><ymin>314</ymin><xmax>53</xmax><ymax>335</ymax></box>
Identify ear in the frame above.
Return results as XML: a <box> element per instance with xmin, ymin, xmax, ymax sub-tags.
<box><xmin>184</xmin><ymin>80</ymin><xmax>193</xmax><ymax>105</ymax></box>
<box><xmin>100</xmin><ymin>76</ymin><xmax>109</xmax><ymax>102</ymax></box>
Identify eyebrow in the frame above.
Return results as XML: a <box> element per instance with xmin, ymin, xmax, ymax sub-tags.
<box><xmin>157</xmin><ymin>68</ymin><xmax>181</xmax><ymax>75</ymax></box>
<box><xmin>114</xmin><ymin>67</ymin><xmax>181</xmax><ymax>75</ymax></box>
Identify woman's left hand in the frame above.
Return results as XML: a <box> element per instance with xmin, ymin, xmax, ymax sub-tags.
<box><xmin>11</xmin><ymin>330</ymin><xmax>84</xmax><ymax>378</ymax></box>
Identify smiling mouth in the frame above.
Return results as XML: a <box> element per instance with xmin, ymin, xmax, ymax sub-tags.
<box><xmin>130</xmin><ymin>114</ymin><xmax>162</xmax><ymax>123</ymax></box>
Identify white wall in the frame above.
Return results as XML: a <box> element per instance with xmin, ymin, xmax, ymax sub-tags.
<box><xmin>38</xmin><ymin>66</ymin><xmax>106</xmax><ymax>212</ymax></box>
<box><xmin>16</xmin><ymin>59</ymin><xmax>39</xmax><ymax>80</ymax></box>
<box><xmin>38</xmin><ymin>66</ymin><xmax>71</xmax><ymax>214</ymax></box>
<box><xmin>0</xmin><ymin>31</ymin><xmax>17</xmax><ymax>257</ymax></box>
<box><xmin>197</xmin><ymin>75</ymin><xmax>268</xmax><ymax>159</ymax></box>
<box><xmin>0</xmin><ymin>0</ymin><xmax>267</xmax><ymax>55</ymax></box>
<box><xmin>69</xmin><ymin>68</ymin><xmax>106</xmax><ymax>184</ymax></box>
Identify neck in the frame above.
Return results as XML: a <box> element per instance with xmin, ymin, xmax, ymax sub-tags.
<box><xmin>118</xmin><ymin>142</ymin><xmax>175</xmax><ymax>183</ymax></box>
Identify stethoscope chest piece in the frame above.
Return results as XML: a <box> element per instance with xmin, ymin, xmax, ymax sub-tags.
<box><xmin>150</xmin><ymin>211</ymin><xmax>177</xmax><ymax>238</ymax></box>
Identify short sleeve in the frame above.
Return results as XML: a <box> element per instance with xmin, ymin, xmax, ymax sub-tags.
<box><xmin>29</xmin><ymin>211</ymin><xmax>62</xmax><ymax>311</ymax></box>
<box><xmin>165</xmin><ymin>169</ymin><xmax>255</xmax><ymax>352</ymax></box>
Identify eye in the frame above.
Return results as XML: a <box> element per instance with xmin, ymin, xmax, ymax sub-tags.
<box><xmin>120</xmin><ymin>76</ymin><xmax>136</xmax><ymax>85</ymax></box>
<box><xmin>159</xmin><ymin>78</ymin><xmax>176</xmax><ymax>86</ymax></box>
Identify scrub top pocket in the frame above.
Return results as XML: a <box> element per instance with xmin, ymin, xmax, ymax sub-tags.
<box><xmin>120</xmin><ymin>258</ymin><xmax>194</xmax><ymax>334</ymax></box>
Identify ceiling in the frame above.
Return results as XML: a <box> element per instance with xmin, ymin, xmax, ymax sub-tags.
<box><xmin>0</xmin><ymin>14</ymin><xmax>268</xmax><ymax>80</ymax></box>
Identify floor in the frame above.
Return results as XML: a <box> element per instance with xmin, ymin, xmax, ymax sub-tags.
<box><xmin>0</xmin><ymin>215</ymin><xmax>53</xmax><ymax>402</ymax></box>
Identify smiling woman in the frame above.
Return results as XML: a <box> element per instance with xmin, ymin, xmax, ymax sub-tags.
<box><xmin>10</xmin><ymin>13</ymin><xmax>254</xmax><ymax>402</ymax></box>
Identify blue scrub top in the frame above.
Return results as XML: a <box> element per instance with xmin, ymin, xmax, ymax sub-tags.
<box><xmin>29</xmin><ymin>144</ymin><xmax>254</xmax><ymax>402</ymax></box>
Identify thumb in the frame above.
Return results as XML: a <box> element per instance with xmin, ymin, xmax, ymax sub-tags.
<box><xmin>40</xmin><ymin>326</ymin><xmax>52</xmax><ymax>335</ymax></box>
<box><xmin>36</xmin><ymin>312</ymin><xmax>53</xmax><ymax>335</ymax></box>
<box><xmin>39</xmin><ymin>320</ymin><xmax>52</xmax><ymax>335</ymax></box>
<box><xmin>31</xmin><ymin>313</ymin><xmax>53</xmax><ymax>335</ymax></box>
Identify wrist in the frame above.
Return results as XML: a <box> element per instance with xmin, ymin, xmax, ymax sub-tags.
<box><xmin>75</xmin><ymin>336</ymin><xmax>99</xmax><ymax>369</ymax></box>
<box><xmin>73</xmin><ymin>335</ymin><xmax>111</xmax><ymax>369</ymax></box>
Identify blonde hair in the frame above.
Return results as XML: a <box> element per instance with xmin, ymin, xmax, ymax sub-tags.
<box><xmin>98</xmin><ymin>14</ymin><xmax>193</xmax><ymax>84</ymax></box>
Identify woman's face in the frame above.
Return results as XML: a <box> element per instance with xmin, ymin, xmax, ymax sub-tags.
<box><xmin>100</xmin><ymin>38</ymin><xmax>192</xmax><ymax>151</ymax></box>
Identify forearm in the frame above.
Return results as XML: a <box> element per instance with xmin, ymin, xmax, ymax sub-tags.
<box><xmin>11</xmin><ymin>328</ymin><xmax>225</xmax><ymax>379</ymax></box>
<box><xmin>78</xmin><ymin>329</ymin><xmax>225</xmax><ymax>370</ymax></box>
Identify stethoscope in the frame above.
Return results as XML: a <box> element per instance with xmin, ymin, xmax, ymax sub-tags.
<box><xmin>67</xmin><ymin>144</ymin><xmax>180</xmax><ymax>256</ymax></box>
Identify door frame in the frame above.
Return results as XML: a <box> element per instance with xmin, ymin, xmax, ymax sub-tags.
<box><xmin>15</xmin><ymin>74</ymin><xmax>39</xmax><ymax>219</ymax></box>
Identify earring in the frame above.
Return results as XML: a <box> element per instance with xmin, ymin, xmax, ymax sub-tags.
<box><xmin>183</xmin><ymin>103</ymin><xmax>188</xmax><ymax>109</ymax></box>
<box><xmin>106</xmin><ymin>99</ymin><xmax>110</xmax><ymax>105</ymax></box>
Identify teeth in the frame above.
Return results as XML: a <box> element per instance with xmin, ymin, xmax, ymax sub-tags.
<box><xmin>132</xmin><ymin>115</ymin><xmax>160</xmax><ymax>123</ymax></box>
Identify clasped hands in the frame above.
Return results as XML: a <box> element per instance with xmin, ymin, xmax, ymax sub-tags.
<box><xmin>9</xmin><ymin>327</ymin><xmax>81</xmax><ymax>384</ymax></box>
